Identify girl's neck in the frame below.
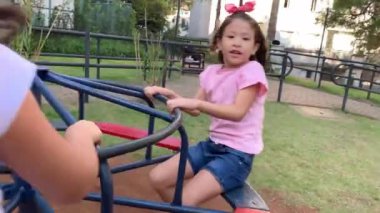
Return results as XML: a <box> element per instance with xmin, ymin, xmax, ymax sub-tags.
<box><xmin>222</xmin><ymin>61</ymin><xmax>251</xmax><ymax>70</ymax></box>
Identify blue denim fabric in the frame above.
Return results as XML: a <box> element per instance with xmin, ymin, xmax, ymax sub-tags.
<box><xmin>187</xmin><ymin>138</ymin><xmax>254</xmax><ymax>191</ymax></box>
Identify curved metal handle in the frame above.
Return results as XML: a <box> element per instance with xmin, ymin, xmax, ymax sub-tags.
<box><xmin>37</xmin><ymin>71</ymin><xmax>183</xmax><ymax>160</ymax></box>
<box><xmin>331</xmin><ymin>63</ymin><xmax>351</xmax><ymax>86</ymax></box>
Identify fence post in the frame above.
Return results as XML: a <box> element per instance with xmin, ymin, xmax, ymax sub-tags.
<box><xmin>317</xmin><ymin>56</ymin><xmax>326</xmax><ymax>88</ymax></box>
<box><xmin>277</xmin><ymin>52</ymin><xmax>288</xmax><ymax>102</ymax></box>
<box><xmin>143</xmin><ymin>42</ymin><xmax>148</xmax><ymax>81</ymax></box>
<box><xmin>342</xmin><ymin>64</ymin><xmax>353</xmax><ymax>111</ymax></box>
<box><xmin>168</xmin><ymin>42</ymin><xmax>174</xmax><ymax>79</ymax></box>
<box><xmin>96</xmin><ymin>37</ymin><xmax>101</xmax><ymax>79</ymax></box>
<box><xmin>83</xmin><ymin>30</ymin><xmax>90</xmax><ymax>105</ymax></box>
<box><xmin>84</xmin><ymin>30</ymin><xmax>90</xmax><ymax>79</ymax></box>
<box><xmin>367</xmin><ymin>65</ymin><xmax>377</xmax><ymax>100</ymax></box>
<box><xmin>161</xmin><ymin>41</ymin><xmax>169</xmax><ymax>88</ymax></box>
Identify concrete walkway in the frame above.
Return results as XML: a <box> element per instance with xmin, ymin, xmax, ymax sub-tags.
<box><xmin>166</xmin><ymin>74</ymin><xmax>380</xmax><ymax>120</ymax></box>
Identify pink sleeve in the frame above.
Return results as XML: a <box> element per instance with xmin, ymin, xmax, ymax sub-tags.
<box><xmin>238</xmin><ymin>62</ymin><xmax>268</xmax><ymax>97</ymax></box>
<box><xmin>199</xmin><ymin>65</ymin><xmax>212</xmax><ymax>89</ymax></box>
<box><xmin>0</xmin><ymin>44</ymin><xmax>36</xmax><ymax>137</ymax></box>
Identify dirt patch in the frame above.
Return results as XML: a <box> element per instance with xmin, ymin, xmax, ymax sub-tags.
<box><xmin>260</xmin><ymin>188</ymin><xmax>319</xmax><ymax>213</ymax></box>
<box><xmin>291</xmin><ymin>105</ymin><xmax>343</xmax><ymax>120</ymax></box>
<box><xmin>54</xmin><ymin>154</ymin><xmax>232</xmax><ymax>213</ymax></box>
<box><xmin>1</xmin><ymin>155</ymin><xmax>319</xmax><ymax>213</ymax></box>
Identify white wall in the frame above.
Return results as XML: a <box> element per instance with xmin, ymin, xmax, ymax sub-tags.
<box><xmin>188</xmin><ymin>0</ymin><xmax>213</xmax><ymax>38</ymax></box>
<box><xmin>188</xmin><ymin>0</ymin><xmax>273</xmax><ymax>39</ymax></box>
<box><xmin>34</xmin><ymin>0</ymin><xmax>74</xmax><ymax>28</ymax></box>
<box><xmin>166</xmin><ymin>9</ymin><xmax>191</xmax><ymax>36</ymax></box>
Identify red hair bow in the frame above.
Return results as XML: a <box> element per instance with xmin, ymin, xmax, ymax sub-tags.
<box><xmin>225</xmin><ymin>1</ymin><xmax>256</xmax><ymax>14</ymax></box>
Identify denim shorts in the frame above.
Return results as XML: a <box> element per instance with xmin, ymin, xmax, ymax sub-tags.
<box><xmin>187</xmin><ymin>138</ymin><xmax>254</xmax><ymax>192</ymax></box>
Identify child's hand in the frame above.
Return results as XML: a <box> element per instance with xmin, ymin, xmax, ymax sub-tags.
<box><xmin>65</xmin><ymin>120</ymin><xmax>102</xmax><ymax>145</ymax></box>
<box><xmin>167</xmin><ymin>98</ymin><xmax>200</xmax><ymax>113</ymax></box>
<box><xmin>144</xmin><ymin>86</ymin><xmax>159</xmax><ymax>100</ymax></box>
<box><xmin>144</xmin><ymin>86</ymin><xmax>180</xmax><ymax>100</ymax></box>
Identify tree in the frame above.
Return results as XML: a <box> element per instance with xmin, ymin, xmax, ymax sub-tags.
<box><xmin>213</xmin><ymin>0</ymin><xmax>222</xmax><ymax>34</ymax></box>
<box><xmin>318</xmin><ymin>0</ymin><xmax>380</xmax><ymax>52</ymax></box>
<box><xmin>131</xmin><ymin>0</ymin><xmax>170</xmax><ymax>34</ymax></box>
<box><xmin>267</xmin><ymin>0</ymin><xmax>280</xmax><ymax>42</ymax></box>
<box><xmin>74</xmin><ymin>0</ymin><xmax>136</xmax><ymax>36</ymax></box>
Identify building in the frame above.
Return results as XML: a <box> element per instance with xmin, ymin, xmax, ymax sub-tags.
<box><xmin>31</xmin><ymin>0</ymin><xmax>74</xmax><ymax>29</ymax></box>
<box><xmin>166</xmin><ymin>7</ymin><xmax>191</xmax><ymax>37</ymax></box>
<box><xmin>188</xmin><ymin>0</ymin><xmax>356</xmax><ymax>56</ymax></box>
<box><xmin>188</xmin><ymin>0</ymin><xmax>272</xmax><ymax>39</ymax></box>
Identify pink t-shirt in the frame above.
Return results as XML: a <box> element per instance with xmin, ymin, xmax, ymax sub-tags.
<box><xmin>199</xmin><ymin>61</ymin><xmax>268</xmax><ymax>154</ymax></box>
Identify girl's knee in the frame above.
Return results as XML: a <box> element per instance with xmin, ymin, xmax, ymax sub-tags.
<box><xmin>149</xmin><ymin>166</ymin><xmax>168</xmax><ymax>189</ymax></box>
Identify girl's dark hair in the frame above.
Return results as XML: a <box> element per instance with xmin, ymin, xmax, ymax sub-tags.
<box><xmin>210</xmin><ymin>12</ymin><xmax>267</xmax><ymax>67</ymax></box>
<box><xmin>0</xmin><ymin>3</ymin><xmax>27</xmax><ymax>45</ymax></box>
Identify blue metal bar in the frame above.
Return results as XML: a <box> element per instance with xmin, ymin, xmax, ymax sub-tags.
<box><xmin>33</xmin><ymin>76</ymin><xmax>76</xmax><ymax>125</ymax></box>
<box><xmin>16</xmin><ymin>177</ymin><xmax>53</xmax><ymax>213</ymax></box>
<box><xmin>99</xmin><ymin>159</ymin><xmax>114</xmax><ymax>213</ymax></box>
<box><xmin>1</xmin><ymin>183</ymin><xmax>17</xmax><ymax>199</ymax></box>
<box><xmin>111</xmin><ymin>155</ymin><xmax>172</xmax><ymax>174</ymax></box>
<box><xmin>44</xmin><ymin>72</ymin><xmax>171</xmax><ymax>121</ymax></box>
<box><xmin>78</xmin><ymin>91</ymin><xmax>85</xmax><ymax>120</ymax></box>
<box><xmin>4</xmin><ymin>187</ymin><xmax>23</xmax><ymax>212</ymax></box>
<box><xmin>144</xmin><ymin>115</ymin><xmax>155</xmax><ymax>160</ymax></box>
<box><xmin>85</xmin><ymin>193</ymin><xmax>226</xmax><ymax>213</ymax></box>
<box><xmin>172</xmin><ymin>126</ymin><xmax>189</xmax><ymax>206</ymax></box>
<box><xmin>37</xmin><ymin>71</ymin><xmax>182</xmax><ymax>160</ymax></box>
<box><xmin>55</xmin><ymin>74</ymin><xmax>147</xmax><ymax>100</ymax></box>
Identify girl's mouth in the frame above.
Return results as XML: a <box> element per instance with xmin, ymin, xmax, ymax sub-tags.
<box><xmin>229</xmin><ymin>50</ymin><xmax>242</xmax><ymax>55</ymax></box>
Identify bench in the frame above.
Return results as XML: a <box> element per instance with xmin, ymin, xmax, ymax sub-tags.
<box><xmin>95</xmin><ymin>122</ymin><xmax>270</xmax><ymax>213</ymax></box>
<box><xmin>182</xmin><ymin>46</ymin><xmax>205</xmax><ymax>70</ymax></box>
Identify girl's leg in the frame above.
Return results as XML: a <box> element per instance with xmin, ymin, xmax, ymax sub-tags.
<box><xmin>181</xmin><ymin>169</ymin><xmax>223</xmax><ymax>206</ymax></box>
<box><xmin>149</xmin><ymin>153</ymin><xmax>194</xmax><ymax>202</ymax></box>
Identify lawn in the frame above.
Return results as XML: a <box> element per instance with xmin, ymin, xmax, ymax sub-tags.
<box><xmin>285</xmin><ymin>76</ymin><xmax>380</xmax><ymax>106</ymax></box>
<box><xmin>40</xmin><ymin>57</ymin><xmax>380</xmax><ymax>213</ymax></box>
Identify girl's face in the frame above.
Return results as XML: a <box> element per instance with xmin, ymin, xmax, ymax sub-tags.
<box><xmin>217</xmin><ymin>18</ymin><xmax>260</xmax><ymax>68</ymax></box>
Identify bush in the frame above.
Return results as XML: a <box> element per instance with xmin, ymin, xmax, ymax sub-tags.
<box><xmin>34</xmin><ymin>33</ymin><xmax>136</xmax><ymax>56</ymax></box>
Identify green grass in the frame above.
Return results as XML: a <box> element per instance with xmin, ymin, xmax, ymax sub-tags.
<box><xmin>43</xmin><ymin>99</ymin><xmax>380</xmax><ymax>212</ymax></box>
<box><xmin>285</xmin><ymin>76</ymin><xmax>380</xmax><ymax>106</ymax></box>
<box><xmin>253</xmin><ymin>103</ymin><xmax>380</xmax><ymax>212</ymax></box>
<box><xmin>40</xmin><ymin>56</ymin><xmax>380</xmax><ymax>212</ymax></box>
<box><xmin>37</xmin><ymin>56</ymin><xmax>182</xmax><ymax>85</ymax></box>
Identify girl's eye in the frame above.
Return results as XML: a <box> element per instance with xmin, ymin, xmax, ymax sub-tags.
<box><xmin>227</xmin><ymin>35</ymin><xmax>234</xmax><ymax>39</ymax></box>
<box><xmin>243</xmin><ymin>38</ymin><xmax>250</xmax><ymax>41</ymax></box>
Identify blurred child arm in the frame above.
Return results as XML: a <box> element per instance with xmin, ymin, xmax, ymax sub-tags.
<box><xmin>167</xmin><ymin>85</ymin><xmax>258</xmax><ymax>121</ymax></box>
<box><xmin>0</xmin><ymin>92</ymin><xmax>101</xmax><ymax>205</ymax></box>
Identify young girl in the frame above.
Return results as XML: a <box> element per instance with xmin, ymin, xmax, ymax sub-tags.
<box><xmin>0</xmin><ymin>2</ymin><xmax>101</xmax><ymax>205</ymax></box>
<box><xmin>144</xmin><ymin>1</ymin><xmax>268</xmax><ymax>207</ymax></box>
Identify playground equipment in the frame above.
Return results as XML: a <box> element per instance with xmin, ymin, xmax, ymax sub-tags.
<box><xmin>0</xmin><ymin>68</ymin><xmax>270</xmax><ymax>213</ymax></box>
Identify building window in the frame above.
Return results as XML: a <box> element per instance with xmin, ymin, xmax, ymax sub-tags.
<box><xmin>311</xmin><ymin>0</ymin><xmax>317</xmax><ymax>11</ymax></box>
<box><xmin>284</xmin><ymin>0</ymin><xmax>290</xmax><ymax>8</ymax></box>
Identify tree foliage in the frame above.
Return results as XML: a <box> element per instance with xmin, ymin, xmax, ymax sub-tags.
<box><xmin>74</xmin><ymin>0</ymin><xmax>136</xmax><ymax>36</ymax></box>
<box><xmin>130</xmin><ymin>0</ymin><xmax>170</xmax><ymax>33</ymax></box>
<box><xmin>320</xmin><ymin>0</ymin><xmax>380</xmax><ymax>52</ymax></box>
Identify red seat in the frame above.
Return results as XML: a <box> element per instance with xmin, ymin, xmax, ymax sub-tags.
<box><xmin>234</xmin><ymin>208</ymin><xmax>270</xmax><ymax>213</ymax></box>
<box><xmin>95</xmin><ymin>122</ymin><xmax>181</xmax><ymax>151</ymax></box>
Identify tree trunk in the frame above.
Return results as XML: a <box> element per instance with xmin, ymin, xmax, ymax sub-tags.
<box><xmin>174</xmin><ymin>0</ymin><xmax>181</xmax><ymax>37</ymax></box>
<box><xmin>267</xmin><ymin>0</ymin><xmax>280</xmax><ymax>41</ymax></box>
<box><xmin>213</xmin><ymin>0</ymin><xmax>222</xmax><ymax>33</ymax></box>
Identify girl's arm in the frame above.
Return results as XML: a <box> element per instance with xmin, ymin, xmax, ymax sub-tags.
<box><xmin>144</xmin><ymin>86</ymin><xmax>181</xmax><ymax>100</ymax></box>
<box><xmin>144</xmin><ymin>86</ymin><xmax>206</xmax><ymax>117</ymax></box>
<box><xmin>167</xmin><ymin>85</ymin><xmax>258</xmax><ymax>121</ymax></box>
<box><xmin>183</xmin><ymin>88</ymin><xmax>206</xmax><ymax>116</ymax></box>
<box><xmin>0</xmin><ymin>92</ymin><xmax>100</xmax><ymax>205</ymax></box>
